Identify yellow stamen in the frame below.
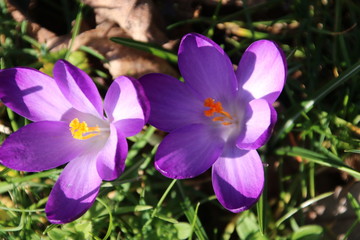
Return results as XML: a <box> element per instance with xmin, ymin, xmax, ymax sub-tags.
<box><xmin>203</xmin><ymin>98</ymin><xmax>234</xmax><ymax>125</ymax></box>
<box><xmin>69</xmin><ymin>118</ymin><xmax>100</xmax><ymax>140</ymax></box>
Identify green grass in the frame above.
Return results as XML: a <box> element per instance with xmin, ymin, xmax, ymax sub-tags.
<box><xmin>1</xmin><ymin>0</ymin><xmax>360</xmax><ymax>239</ymax></box>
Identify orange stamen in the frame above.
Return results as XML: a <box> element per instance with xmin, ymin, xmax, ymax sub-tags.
<box><xmin>203</xmin><ymin>98</ymin><xmax>234</xmax><ymax>125</ymax></box>
<box><xmin>212</xmin><ymin>116</ymin><xmax>225</xmax><ymax>122</ymax></box>
<box><xmin>204</xmin><ymin>109</ymin><xmax>215</xmax><ymax>117</ymax></box>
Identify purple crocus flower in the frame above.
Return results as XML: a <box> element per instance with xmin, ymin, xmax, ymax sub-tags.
<box><xmin>139</xmin><ymin>33</ymin><xmax>286</xmax><ymax>212</ymax></box>
<box><xmin>0</xmin><ymin>60</ymin><xmax>149</xmax><ymax>223</ymax></box>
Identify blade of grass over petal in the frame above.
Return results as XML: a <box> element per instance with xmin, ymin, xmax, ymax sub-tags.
<box><xmin>6</xmin><ymin>108</ymin><xmax>19</xmax><ymax>131</ymax></box>
<box><xmin>110</xmin><ymin>37</ymin><xmax>178</xmax><ymax>64</ymax></box>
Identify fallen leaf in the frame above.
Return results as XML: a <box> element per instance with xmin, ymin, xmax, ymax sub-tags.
<box><xmin>70</xmin><ymin>22</ymin><xmax>177</xmax><ymax>78</ymax></box>
<box><xmin>83</xmin><ymin>0</ymin><xmax>168</xmax><ymax>43</ymax></box>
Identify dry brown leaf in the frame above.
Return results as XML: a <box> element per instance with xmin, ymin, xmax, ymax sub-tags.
<box><xmin>82</xmin><ymin>0</ymin><xmax>168</xmax><ymax>43</ymax></box>
<box><xmin>6</xmin><ymin>0</ymin><xmax>58</xmax><ymax>44</ymax></box>
<box><xmin>6</xmin><ymin>0</ymin><xmax>177</xmax><ymax>79</ymax></box>
<box><xmin>176</xmin><ymin>0</ymin><xmax>266</xmax><ymax>8</ymax></box>
<box><xmin>70</xmin><ymin>22</ymin><xmax>177</xmax><ymax>78</ymax></box>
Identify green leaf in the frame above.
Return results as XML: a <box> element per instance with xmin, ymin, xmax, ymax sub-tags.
<box><xmin>177</xmin><ymin>182</ymin><xmax>208</xmax><ymax>240</ymax></box>
<box><xmin>236</xmin><ymin>211</ymin><xmax>268</xmax><ymax>240</ymax></box>
<box><xmin>174</xmin><ymin>222</ymin><xmax>192</xmax><ymax>240</ymax></box>
<box><xmin>273</xmin><ymin>60</ymin><xmax>360</xmax><ymax>144</ymax></box>
<box><xmin>276</xmin><ymin>146</ymin><xmax>360</xmax><ymax>179</ymax></box>
<box><xmin>291</xmin><ymin>225</ymin><xmax>324</xmax><ymax>240</ymax></box>
<box><xmin>115</xmin><ymin>205</ymin><xmax>153</xmax><ymax>214</ymax></box>
<box><xmin>276</xmin><ymin>192</ymin><xmax>333</xmax><ymax>227</ymax></box>
<box><xmin>0</xmin><ymin>169</ymin><xmax>61</xmax><ymax>194</ymax></box>
<box><xmin>154</xmin><ymin>213</ymin><xmax>178</xmax><ymax>224</ymax></box>
<box><xmin>95</xmin><ymin>198</ymin><xmax>112</xmax><ymax>240</ymax></box>
<box><xmin>345</xmin><ymin>149</ymin><xmax>360</xmax><ymax>154</ymax></box>
<box><xmin>347</xmin><ymin>193</ymin><xmax>360</xmax><ymax>220</ymax></box>
<box><xmin>0</xmin><ymin>212</ymin><xmax>25</xmax><ymax>232</ymax></box>
<box><xmin>111</xmin><ymin>37</ymin><xmax>178</xmax><ymax>64</ymax></box>
<box><xmin>47</xmin><ymin>228</ymin><xmax>72</xmax><ymax>240</ymax></box>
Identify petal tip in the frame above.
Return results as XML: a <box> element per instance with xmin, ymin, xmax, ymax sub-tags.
<box><xmin>212</xmin><ymin>149</ymin><xmax>264</xmax><ymax>213</ymax></box>
<box><xmin>179</xmin><ymin>32</ymin><xmax>225</xmax><ymax>55</ymax></box>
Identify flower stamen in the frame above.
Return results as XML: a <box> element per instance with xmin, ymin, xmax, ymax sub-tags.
<box><xmin>69</xmin><ymin>118</ymin><xmax>100</xmax><ymax>140</ymax></box>
<box><xmin>203</xmin><ymin>98</ymin><xmax>233</xmax><ymax>126</ymax></box>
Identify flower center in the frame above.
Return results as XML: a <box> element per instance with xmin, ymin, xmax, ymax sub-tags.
<box><xmin>69</xmin><ymin>118</ymin><xmax>100</xmax><ymax>140</ymax></box>
<box><xmin>203</xmin><ymin>98</ymin><xmax>233</xmax><ymax>126</ymax></box>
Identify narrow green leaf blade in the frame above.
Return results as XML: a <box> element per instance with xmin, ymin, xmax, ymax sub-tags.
<box><xmin>111</xmin><ymin>37</ymin><xmax>178</xmax><ymax>64</ymax></box>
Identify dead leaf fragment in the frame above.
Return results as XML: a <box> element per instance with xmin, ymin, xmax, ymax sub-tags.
<box><xmin>82</xmin><ymin>0</ymin><xmax>168</xmax><ymax>43</ymax></box>
<box><xmin>71</xmin><ymin>22</ymin><xmax>177</xmax><ymax>78</ymax></box>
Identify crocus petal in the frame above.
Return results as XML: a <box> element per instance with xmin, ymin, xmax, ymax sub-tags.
<box><xmin>0</xmin><ymin>121</ymin><xmax>89</xmax><ymax>172</ymax></box>
<box><xmin>155</xmin><ymin>124</ymin><xmax>225</xmax><ymax>179</ymax></box>
<box><xmin>46</xmin><ymin>154</ymin><xmax>102</xmax><ymax>224</ymax></box>
<box><xmin>104</xmin><ymin>76</ymin><xmax>148</xmax><ymax>136</ymax></box>
<box><xmin>236</xmin><ymin>98</ymin><xmax>276</xmax><ymax>150</ymax></box>
<box><xmin>96</xmin><ymin>124</ymin><xmax>128</xmax><ymax>181</ymax></box>
<box><xmin>0</xmin><ymin>68</ymin><xmax>72</xmax><ymax>122</ymax></box>
<box><xmin>178</xmin><ymin>33</ymin><xmax>238</xmax><ymax>100</ymax></box>
<box><xmin>139</xmin><ymin>73</ymin><xmax>204</xmax><ymax>132</ymax></box>
<box><xmin>53</xmin><ymin>60</ymin><xmax>103</xmax><ymax>117</ymax></box>
<box><xmin>212</xmin><ymin>148</ymin><xmax>264</xmax><ymax>212</ymax></box>
<box><xmin>236</xmin><ymin>40</ymin><xmax>287</xmax><ymax>103</ymax></box>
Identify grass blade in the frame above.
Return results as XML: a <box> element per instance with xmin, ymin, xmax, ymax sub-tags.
<box><xmin>276</xmin><ymin>192</ymin><xmax>333</xmax><ymax>227</ymax></box>
<box><xmin>110</xmin><ymin>37</ymin><xmax>178</xmax><ymax>64</ymax></box>
<box><xmin>273</xmin><ymin>60</ymin><xmax>360</xmax><ymax>144</ymax></box>
<box><xmin>276</xmin><ymin>146</ymin><xmax>360</xmax><ymax>179</ymax></box>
